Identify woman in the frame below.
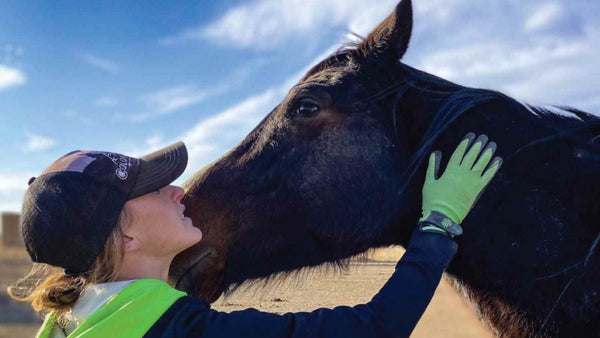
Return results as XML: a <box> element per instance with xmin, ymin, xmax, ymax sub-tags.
<box><xmin>9</xmin><ymin>133</ymin><xmax>501</xmax><ymax>337</ymax></box>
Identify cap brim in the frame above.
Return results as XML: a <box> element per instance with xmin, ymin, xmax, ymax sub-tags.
<box><xmin>128</xmin><ymin>142</ymin><xmax>188</xmax><ymax>199</ymax></box>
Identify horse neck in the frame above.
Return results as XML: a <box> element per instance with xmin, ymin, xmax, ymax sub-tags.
<box><xmin>382</xmin><ymin>66</ymin><xmax>540</xmax><ymax>242</ymax></box>
<box><xmin>390</xmin><ymin>69</ymin><xmax>600</xmax><ymax>336</ymax></box>
<box><xmin>384</xmin><ymin>66</ymin><xmax>494</xmax><ymax>191</ymax></box>
<box><xmin>372</xmin><ymin>66</ymin><xmax>473</xmax><ymax>245</ymax></box>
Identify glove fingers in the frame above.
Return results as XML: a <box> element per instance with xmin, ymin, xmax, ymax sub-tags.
<box><xmin>472</xmin><ymin>141</ymin><xmax>496</xmax><ymax>173</ymax></box>
<box><xmin>482</xmin><ymin>157</ymin><xmax>503</xmax><ymax>183</ymax></box>
<box><xmin>462</xmin><ymin>134</ymin><xmax>488</xmax><ymax>169</ymax></box>
<box><xmin>426</xmin><ymin>151</ymin><xmax>442</xmax><ymax>181</ymax></box>
<box><xmin>448</xmin><ymin>132</ymin><xmax>475</xmax><ymax>167</ymax></box>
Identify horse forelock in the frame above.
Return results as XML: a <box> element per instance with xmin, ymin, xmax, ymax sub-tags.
<box><xmin>301</xmin><ymin>43</ymin><xmax>362</xmax><ymax>84</ymax></box>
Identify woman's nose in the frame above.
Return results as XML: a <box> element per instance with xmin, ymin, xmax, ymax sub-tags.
<box><xmin>168</xmin><ymin>185</ymin><xmax>185</xmax><ymax>202</ymax></box>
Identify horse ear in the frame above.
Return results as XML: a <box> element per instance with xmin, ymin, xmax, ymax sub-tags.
<box><xmin>357</xmin><ymin>0</ymin><xmax>413</xmax><ymax>62</ymax></box>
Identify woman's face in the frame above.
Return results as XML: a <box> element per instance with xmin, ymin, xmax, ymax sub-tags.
<box><xmin>124</xmin><ymin>185</ymin><xmax>202</xmax><ymax>257</ymax></box>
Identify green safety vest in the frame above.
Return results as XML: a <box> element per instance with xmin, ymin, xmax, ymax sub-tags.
<box><xmin>36</xmin><ymin>279</ymin><xmax>187</xmax><ymax>338</ymax></box>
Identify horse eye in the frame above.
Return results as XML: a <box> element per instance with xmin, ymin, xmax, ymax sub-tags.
<box><xmin>295</xmin><ymin>101</ymin><xmax>320</xmax><ymax>117</ymax></box>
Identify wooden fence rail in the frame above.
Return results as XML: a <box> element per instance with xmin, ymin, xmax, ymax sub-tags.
<box><xmin>1</xmin><ymin>212</ymin><xmax>23</xmax><ymax>249</ymax></box>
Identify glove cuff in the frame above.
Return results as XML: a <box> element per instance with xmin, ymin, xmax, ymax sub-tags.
<box><xmin>418</xmin><ymin>210</ymin><xmax>463</xmax><ymax>238</ymax></box>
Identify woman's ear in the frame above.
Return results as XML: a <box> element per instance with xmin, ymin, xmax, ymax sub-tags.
<box><xmin>123</xmin><ymin>234</ymin><xmax>141</xmax><ymax>253</ymax></box>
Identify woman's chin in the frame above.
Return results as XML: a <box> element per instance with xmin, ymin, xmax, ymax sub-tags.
<box><xmin>188</xmin><ymin>220</ymin><xmax>202</xmax><ymax>240</ymax></box>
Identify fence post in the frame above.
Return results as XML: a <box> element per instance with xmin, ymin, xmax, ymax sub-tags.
<box><xmin>1</xmin><ymin>212</ymin><xmax>23</xmax><ymax>248</ymax></box>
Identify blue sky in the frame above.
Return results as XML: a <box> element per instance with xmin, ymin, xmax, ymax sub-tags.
<box><xmin>0</xmin><ymin>0</ymin><xmax>599</xmax><ymax>213</ymax></box>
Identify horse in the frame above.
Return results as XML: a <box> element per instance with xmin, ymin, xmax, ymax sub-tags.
<box><xmin>169</xmin><ymin>1</ymin><xmax>600</xmax><ymax>336</ymax></box>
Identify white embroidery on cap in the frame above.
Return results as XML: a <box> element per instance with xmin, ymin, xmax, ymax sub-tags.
<box><xmin>102</xmin><ymin>152</ymin><xmax>130</xmax><ymax>181</ymax></box>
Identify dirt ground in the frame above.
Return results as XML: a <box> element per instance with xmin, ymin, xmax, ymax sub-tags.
<box><xmin>0</xmin><ymin>246</ymin><xmax>493</xmax><ymax>337</ymax></box>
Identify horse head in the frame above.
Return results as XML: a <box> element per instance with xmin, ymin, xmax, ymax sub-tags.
<box><xmin>170</xmin><ymin>0</ymin><xmax>424</xmax><ymax>302</ymax></box>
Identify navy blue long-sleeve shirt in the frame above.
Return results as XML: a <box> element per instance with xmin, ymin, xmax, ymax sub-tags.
<box><xmin>145</xmin><ymin>229</ymin><xmax>458</xmax><ymax>338</ymax></box>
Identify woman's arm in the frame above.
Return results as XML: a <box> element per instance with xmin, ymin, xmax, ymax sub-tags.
<box><xmin>146</xmin><ymin>229</ymin><xmax>455</xmax><ymax>338</ymax></box>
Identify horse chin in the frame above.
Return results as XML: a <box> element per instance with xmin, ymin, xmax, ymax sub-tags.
<box><xmin>169</xmin><ymin>243</ymin><xmax>226</xmax><ymax>303</ymax></box>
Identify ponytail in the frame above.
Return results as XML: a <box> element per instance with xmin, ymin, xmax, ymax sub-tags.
<box><xmin>8</xmin><ymin>206</ymin><xmax>130</xmax><ymax>326</ymax></box>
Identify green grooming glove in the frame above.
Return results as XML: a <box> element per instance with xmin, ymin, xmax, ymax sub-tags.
<box><xmin>420</xmin><ymin>133</ymin><xmax>503</xmax><ymax>226</ymax></box>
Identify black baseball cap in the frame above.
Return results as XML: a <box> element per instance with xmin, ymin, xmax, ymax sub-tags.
<box><xmin>21</xmin><ymin>142</ymin><xmax>188</xmax><ymax>276</ymax></box>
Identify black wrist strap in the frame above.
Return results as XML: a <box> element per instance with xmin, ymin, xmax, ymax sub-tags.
<box><xmin>418</xmin><ymin>210</ymin><xmax>463</xmax><ymax>237</ymax></box>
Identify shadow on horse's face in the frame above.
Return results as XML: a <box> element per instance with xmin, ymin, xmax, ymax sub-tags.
<box><xmin>170</xmin><ymin>0</ymin><xmax>423</xmax><ymax>301</ymax></box>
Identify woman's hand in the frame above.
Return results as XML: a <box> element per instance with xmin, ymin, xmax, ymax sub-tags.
<box><xmin>420</xmin><ymin>133</ymin><xmax>502</xmax><ymax>230</ymax></box>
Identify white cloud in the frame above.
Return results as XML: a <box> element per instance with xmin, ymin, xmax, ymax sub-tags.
<box><xmin>161</xmin><ymin>0</ymin><xmax>398</xmax><ymax>49</ymax></box>
<box><xmin>22</xmin><ymin>132</ymin><xmax>58</xmax><ymax>152</ymax></box>
<box><xmin>144</xmin><ymin>86</ymin><xmax>210</xmax><ymax>113</ymax></box>
<box><xmin>0</xmin><ymin>64</ymin><xmax>26</xmax><ymax>90</ymax></box>
<box><xmin>182</xmin><ymin>89</ymin><xmax>278</xmax><ymax>149</ymax></box>
<box><xmin>415</xmin><ymin>15</ymin><xmax>599</xmax><ymax>110</ymax></box>
<box><xmin>0</xmin><ymin>173</ymin><xmax>31</xmax><ymax>192</ymax></box>
<box><xmin>135</xmin><ymin>87</ymin><xmax>284</xmax><ymax>184</ymax></box>
<box><xmin>64</xmin><ymin>110</ymin><xmax>94</xmax><ymax>126</ymax></box>
<box><xmin>127</xmin><ymin>59</ymin><xmax>265</xmax><ymax>123</ymax></box>
<box><xmin>79</xmin><ymin>52</ymin><xmax>119</xmax><ymax>74</ymax></box>
<box><xmin>122</xmin><ymin>86</ymin><xmax>213</xmax><ymax>122</ymax></box>
<box><xmin>161</xmin><ymin>0</ymin><xmax>473</xmax><ymax>50</ymax></box>
<box><xmin>525</xmin><ymin>3</ymin><xmax>562</xmax><ymax>32</ymax></box>
<box><xmin>0</xmin><ymin>172</ymin><xmax>34</xmax><ymax>212</ymax></box>
<box><xmin>145</xmin><ymin>133</ymin><xmax>164</xmax><ymax>148</ymax></box>
<box><xmin>419</xmin><ymin>39</ymin><xmax>586</xmax><ymax>79</ymax></box>
<box><xmin>95</xmin><ymin>97</ymin><xmax>118</xmax><ymax>107</ymax></box>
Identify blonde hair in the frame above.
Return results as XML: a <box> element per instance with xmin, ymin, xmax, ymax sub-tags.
<box><xmin>7</xmin><ymin>205</ymin><xmax>130</xmax><ymax>327</ymax></box>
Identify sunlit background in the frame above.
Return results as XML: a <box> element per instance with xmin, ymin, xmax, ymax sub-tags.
<box><xmin>1</xmin><ymin>0</ymin><xmax>599</xmax><ymax>214</ymax></box>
